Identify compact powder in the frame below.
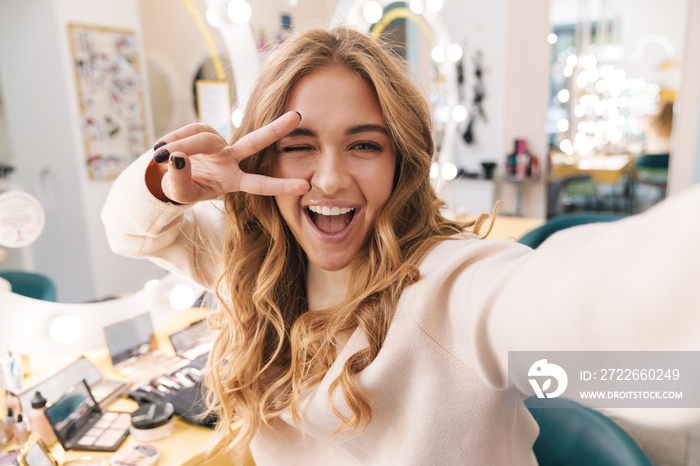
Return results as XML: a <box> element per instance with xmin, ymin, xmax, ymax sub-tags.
<box><xmin>74</xmin><ymin>412</ymin><xmax>131</xmax><ymax>449</ymax></box>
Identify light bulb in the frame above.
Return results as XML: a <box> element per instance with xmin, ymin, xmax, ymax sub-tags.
<box><xmin>144</xmin><ymin>279</ymin><xmax>160</xmax><ymax>290</ymax></box>
<box><xmin>426</xmin><ymin>0</ymin><xmax>443</xmax><ymax>12</ymax></box>
<box><xmin>363</xmin><ymin>2</ymin><xmax>383</xmax><ymax>23</ymax></box>
<box><xmin>451</xmin><ymin>105</ymin><xmax>468</xmax><ymax>123</ymax></box>
<box><xmin>431</xmin><ymin>45</ymin><xmax>445</xmax><ymax>63</ymax></box>
<box><xmin>446</xmin><ymin>44</ymin><xmax>463</xmax><ymax>62</ymax></box>
<box><xmin>206</xmin><ymin>8</ymin><xmax>221</xmax><ymax>28</ymax></box>
<box><xmin>227</xmin><ymin>0</ymin><xmax>252</xmax><ymax>24</ymax></box>
<box><xmin>409</xmin><ymin>0</ymin><xmax>424</xmax><ymax>14</ymax></box>
<box><xmin>50</xmin><ymin>315</ymin><xmax>82</xmax><ymax>345</ymax></box>
<box><xmin>441</xmin><ymin>163</ymin><xmax>458</xmax><ymax>181</ymax></box>
<box><xmin>170</xmin><ymin>285</ymin><xmax>197</xmax><ymax>311</ymax></box>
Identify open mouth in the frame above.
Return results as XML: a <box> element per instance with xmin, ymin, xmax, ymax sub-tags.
<box><xmin>305</xmin><ymin>206</ymin><xmax>357</xmax><ymax>235</ymax></box>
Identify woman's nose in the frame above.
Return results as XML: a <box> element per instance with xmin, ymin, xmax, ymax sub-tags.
<box><xmin>310</xmin><ymin>151</ymin><xmax>352</xmax><ymax>195</ymax></box>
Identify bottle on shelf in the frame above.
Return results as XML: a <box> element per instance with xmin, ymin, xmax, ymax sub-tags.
<box><xmin>15</xmin><ymin>412</ymin><xmax>29</xmax><ymax>445</ymax></box>
<box><xmin>28</xmin><ymin>391</ymin><xmax>57</xmax><ymax>446</ymax></box>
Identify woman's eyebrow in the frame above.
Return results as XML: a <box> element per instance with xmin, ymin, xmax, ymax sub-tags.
<box><xmin>285</xmin><ymin>128</ymin><xmax>315</xmax><ymax>137</ymax></box>
<box><xmin>346</xmin><ymin>124</ymin><xmax>389</xmax><ymax>136</ymax></box>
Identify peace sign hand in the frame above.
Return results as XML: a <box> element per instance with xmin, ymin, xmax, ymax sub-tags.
<box><xmin>151</xmin><ymin>111</ymin><xmax>308</xmax><ymax>204</ymax></box>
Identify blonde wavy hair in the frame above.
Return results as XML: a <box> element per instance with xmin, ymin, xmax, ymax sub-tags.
<box><xmin>205</xmin><ymin>27</ymin><xmax>493</xmax><ymax>461</ymax></box>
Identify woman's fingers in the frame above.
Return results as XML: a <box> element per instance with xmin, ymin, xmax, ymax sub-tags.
<box><xmin>161</xmin><ymin>154</ymin><xmax>196</xmax><ymax>204</ymax></box>
<box><xmin>237</xmin><ymin>172</ymin><xmax>310</xmax><ymax>197</ymax></box>
<box><xmin>227</xmin><ymin>111</ymin><xmax>301</xmax><ymax>161</ymax></box>
<box><xmin>153</xmin><ymin>123</ymin><xmax>220</xmax><ymax>149</ymax></box>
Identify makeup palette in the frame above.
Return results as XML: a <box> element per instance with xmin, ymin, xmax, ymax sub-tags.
<box><xmin>44</xmin><ymin>379</ymin><xmax>130</xmax><ymax>452</ymax></box>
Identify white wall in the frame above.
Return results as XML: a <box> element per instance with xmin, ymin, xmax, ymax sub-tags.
<box><xmin>0</xmin><ymin>0</ymin><xmax>164</xmax><ymax>302</ymax></box>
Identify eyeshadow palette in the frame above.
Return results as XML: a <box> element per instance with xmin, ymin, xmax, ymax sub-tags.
<box><xmin>44</xmin><ymin>379</ymin><xmax>130</xmax><ymax>452</ymax></box>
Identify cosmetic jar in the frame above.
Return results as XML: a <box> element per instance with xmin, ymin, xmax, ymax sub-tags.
<box><xmin>129</xmin><ymin>402</ymin><xmax>175</xmax><ymax>442</ymax></box>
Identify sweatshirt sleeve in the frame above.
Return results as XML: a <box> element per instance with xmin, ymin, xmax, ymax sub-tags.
<box><xmin>101</xmin><ymin>151</ymin><xmax>226</xmax><ymax>289</ymax></box>
<box><xmin>416</xmin><ymin>184</ymin><xmax>700</xmax><ymax>389</ymax></box>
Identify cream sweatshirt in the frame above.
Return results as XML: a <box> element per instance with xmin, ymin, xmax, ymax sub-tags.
<box><xmin>102</xmin><ymin>152</ymin><xmax>700</xmax><ymax>465</ymax></box>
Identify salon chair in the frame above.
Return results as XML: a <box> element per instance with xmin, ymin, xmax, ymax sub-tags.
<box><xmin>631</xmin><ymin>153</ymin><xmax>669</xmax><ymax>212</ymax></box>
<box><xmin>0</xmin><ymin>270</ymin><xmax>57</xmax><ymax>301</ymax></box>
<box><xmin>517</xmin><ymin>212</ymin><xmax>625</xmax><ymax>249</ymax></box>
<box><xmin>546</xmin><ymin>175</ymin><xmax>600</xmax><ymax>218</ymax></box>
<box><xmin>525</xmin><ymin>396</ymin><xmax>651</xmax><ymax>466</ymax></box>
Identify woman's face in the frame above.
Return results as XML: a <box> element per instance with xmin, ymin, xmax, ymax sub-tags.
<box><xmin>273</xmin><ymin>65</ymin><xmax>396</xmax><ymax>272</ymax></box>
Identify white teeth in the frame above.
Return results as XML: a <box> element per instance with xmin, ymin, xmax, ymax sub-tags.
<box><xmin>308</xmin><ymin>206</ymin><xmax>355</xmax><ymax>216</ymax></box>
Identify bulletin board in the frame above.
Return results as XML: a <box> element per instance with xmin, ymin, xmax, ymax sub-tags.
<box><xmin>68</xmin><ymin>23</ymin><xmax>149</xmax><ymax>181</ymax></box>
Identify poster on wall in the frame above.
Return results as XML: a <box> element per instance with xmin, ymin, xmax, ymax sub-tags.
<box><xmin>68</xmin><ymin>23</ymin><xmax>149</xmax><ymax>181</ymax></box>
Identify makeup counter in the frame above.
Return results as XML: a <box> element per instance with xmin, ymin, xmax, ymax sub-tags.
<box><xmin>0</xmin><ymin>276</ymin><xmax>241</xmax><ymax>466</ymax></box>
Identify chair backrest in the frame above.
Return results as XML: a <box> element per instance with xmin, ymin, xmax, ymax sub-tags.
<box><xmin>518</xmin><ymin>212</ymin><xmax>625</xmax><ymax>249</ymax></box>
<box><xmin>635</xmin><ymin>153</ymin><xmax>669</xmax><ymax>169</ymax></box>
<box><xmin>0</xmin><ymin>270</ymin><xmax>57</xmax><ymax>301</ymax></box>
<box><xmin>525</xmin><ymin>397</ymin><xmax>651</xmax><ymax>466</ymax></box>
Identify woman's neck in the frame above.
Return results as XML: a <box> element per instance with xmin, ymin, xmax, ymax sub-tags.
<box><xmin>306</xmin><ymin>262</ymin><xmax>352</xmax><ymax>311</ymax></box>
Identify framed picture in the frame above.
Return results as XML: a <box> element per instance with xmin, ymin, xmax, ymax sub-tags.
<box><xmin>68</xmin><ymin>23</ymin><xmax>149</xmax><ymax>181</ymax></box>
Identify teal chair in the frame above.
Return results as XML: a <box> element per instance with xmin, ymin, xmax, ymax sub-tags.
<box><xmin>525</xmin><ymin>397</ymin><xmax>651</xmax><ymax>466</ymax></box>
<box><xmin>518</xmin><ymin>213</ymin><xmax>625</xmax><ymax>249</ymax></box>
<box><xmin>0</xmin><ymin>270</ymin><xmax>57</xmax><ymax>301</ymax></box>
<box><xmin>632</xmin><ymin>153</ymin><xmax>669</xmax><ymax>212</ymax></box>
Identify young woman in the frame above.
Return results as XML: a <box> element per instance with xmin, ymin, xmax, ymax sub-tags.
<box><xmin>103</xmin><ymin>27</ymin><xmax>700</xmax><ymax>464</ymax></box>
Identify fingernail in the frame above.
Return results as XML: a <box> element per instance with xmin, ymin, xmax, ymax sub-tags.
<box><xmin>153</xmin><ymin>141</ymin><xmax>167</xmax><ymax>151</ymax></box>
<box><xmin>154</xmin><ymin>149</ymin><xmax>170</xmax><ymax>164</ymax></box>
<box><xmin>171</xmin><ymin>155</ymin><xmax>186</xmax><ymax>170</ymax></box>
<box><xmin>295</xmin><ymin>111</ymin><xmax>302</xmax><ymax>122</ymax></box>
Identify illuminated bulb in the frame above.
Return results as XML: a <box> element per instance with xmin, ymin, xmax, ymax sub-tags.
<box><xmin>600</xmin><ymin>65</ymin><xmax>615</xmax><ymax>80</ymax></box>
<box><xmin>426</xmin><ymin>0</ymin><xmax>443</xmax><ymax>12</ymax></box>
<box><xmin>614</xmin><ymin>69</ymin><xmax>627</xmax><ymax>81</ymax></box>
<box><xmin>227</xmin><ymin>0</ymin><xmax>252</xmax><ymax>24</ymax></box>
<box><xmin>595</xmin><ymin>80</ymin><xmax>607</xmax><ymax>93</ymax></box>
<box><xmin>170</xmin><ymin>285</ymin><xmax>197</xmax><ymax>311</ymax></box>
<box><xmin>576</xmin><ymin>74</ymin><xmax>588</xmax><ymax>88</ymax></box>
<box><xmin>556</xmin><ymin>119</ymin><xmax>569</xmax><ymax>132</ymax></box>
<box><xmin>409</xmin><ymin>0</ymin><xmax>424</xmax><ymax>14</ymax></box>
<box><xmin>206</xmin><ymin>8</ymin><xmax>221</xmax><ymax>28</ymax></box>
<box><xmin>436</xmin><ymin>105</ymin><xmax>450</xmax><ymax>123</ymax></box>
<box><xmin>363</xmin><ymin>2</ymin><xmax>383</xmax><ymax>23</ymax></box>
<box><xmin>574</xmin><ymin>105</ymin><xmax>586</xmax><ymax>118</ymax></box>
<box><xmin>563</xmin><ymin>66</ymin><xmax>573</xmax><ymax>78</ymax></box>
<box><xmin>565</xmin><ymin>55</ymin><xmax>578</xmax><ymax>68</ymax></box>
<box><xmin>557</xmin><ymin>89</ymin><xmax>570</xmax><ymax>103</ymax></box>
<box><xmin>580</xmin><ymin>55</ymin><xmax>597</xmax><ymax>69</ymax></box>
<box><xmin>144</xmin><ymin>279</ymin><xmax>160</xmax><ymax>290</ymax></box>
<box><xmin>452</xmin><ymin>105</ymin><xmax>468</xmax><ymax>123</ymax></box>
<box><xmin>430</xmin><ymin>162</ymin><xmax>439</xmax><ymax>179</ymax></box>
<box><xmin>559</xmin><ymin>139</ymin><xmax>574</xmax><ymax>156</ymax></box>
<box><xmin>231</xmin><ymin>107</ymin><xmax>243</xmax><ymax>127</ymax></box>
<box><xmin>431</xmin><ymin>45</ymin><xmax>445</xmax><ymax>63</ymax></box>
<box><xmin>441</xmin><ymin>163</ymin><xmax>458</xmax><ymax>181</ymax></box>
<box><xmin>50</xmin><ymin>315</ymin><xmax>82</xmax><ymax>345</ymax></box>
<box><xmin>446</xmin><ymin>44</ymin><xmax>463</xmax><ymax>62</ymax></box>
<box><xmin>547</xmin><ymin>33</ymin><xmax>558</xmax><ymax>45</ymax></box>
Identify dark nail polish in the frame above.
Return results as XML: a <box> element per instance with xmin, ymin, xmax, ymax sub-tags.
<box><xmin>153</xmin><ymin>141</ymin><xmax>167</xmax><ymax>151</ymax></box>
<box><xmin>308</xmin><ymin>183</ymin><xmax>312</xmax><ymax>192</ymax></box>
<box><xmin>295</xmin><ymin>111</ymin><xmax>302</xmax><ymax>122</ymax></box>
<box><xmin>154</xmin><ymin>149</ymin><xmax>170</xmax><ymax>164</ymax></box>
<box><xmin>171</xmin><ymin>155</ymin><xmax>186</xmax><ymax>170</ymax></box>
